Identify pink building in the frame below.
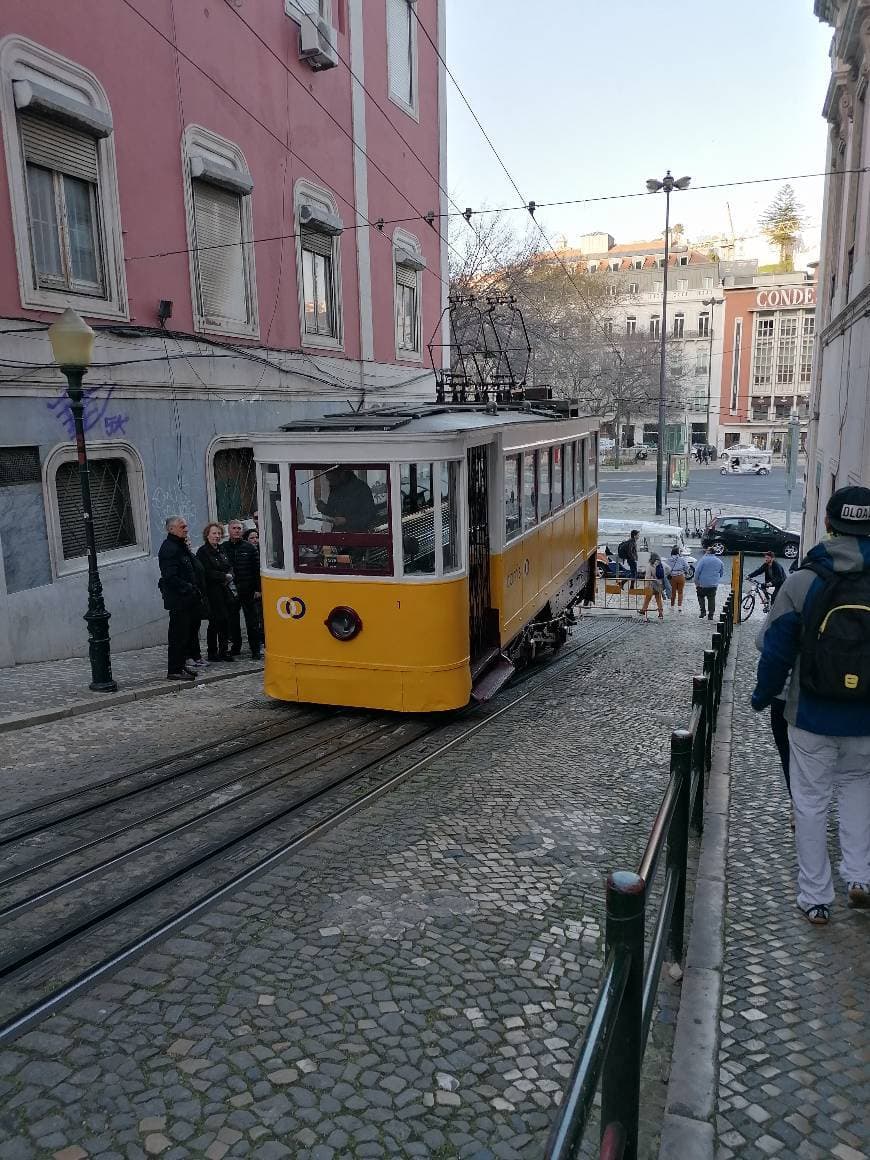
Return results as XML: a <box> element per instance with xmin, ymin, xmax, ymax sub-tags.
<box><xmin>0</xmin><ymin>0</ymin><xmax>448</xmax><ymax>665</ymax></box>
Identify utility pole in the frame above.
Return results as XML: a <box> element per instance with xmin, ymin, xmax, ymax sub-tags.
<box><xmin>785</xmin><ymin>409</ymin><xmax>800</xmax><ymax>529</ymax></box>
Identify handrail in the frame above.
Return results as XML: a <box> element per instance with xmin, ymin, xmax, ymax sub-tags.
<box><xmin>545</xmin><ymin>592</ymin><xmax>735</xmax><ymax>1160</ymax></box>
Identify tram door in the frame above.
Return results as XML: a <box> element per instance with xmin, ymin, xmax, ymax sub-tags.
<box><xmin>467</xmin><ymin>444</ymin><xmax>495</xmax><ymax>664</ymax></box>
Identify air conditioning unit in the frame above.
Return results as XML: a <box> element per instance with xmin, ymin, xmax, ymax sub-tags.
<box><xmin>299</xmin><ymin>16</ymin><xmax>338</xmax><ymax>70</ymax></box>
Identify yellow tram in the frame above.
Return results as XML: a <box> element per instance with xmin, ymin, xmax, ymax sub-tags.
<box><xmin>253</xmin><ymin>404</ymin><xmax>599</xmax><ymax>713</ymax></box>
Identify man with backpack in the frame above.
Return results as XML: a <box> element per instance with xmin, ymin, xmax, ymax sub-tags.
<box><xmin>751</xmin><ymin>486</ymin><xmax>870</xmax><ymax>925</ymax></box>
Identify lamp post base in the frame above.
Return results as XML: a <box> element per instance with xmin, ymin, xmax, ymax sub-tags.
<box><xmin>89</xmin><ymin>678</ymin><xmax>119</xmax><ymax>693</ymax></box>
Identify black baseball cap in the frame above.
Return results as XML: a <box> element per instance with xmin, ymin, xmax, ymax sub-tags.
<box><xmin>826</xmin><ymin>486</ymin><xmax>870</xmax><ymax>536</ymax></box>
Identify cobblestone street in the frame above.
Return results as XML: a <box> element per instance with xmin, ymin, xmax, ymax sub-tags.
<box><xmin>0</xmin><ymin>611</ymin><xmax>716</xmax><ymax>1159</ymax></box>
<box><xmin>715</xmin><ymin>635</ymin><xmax>868</xmax><ymax>1160</ymax></box>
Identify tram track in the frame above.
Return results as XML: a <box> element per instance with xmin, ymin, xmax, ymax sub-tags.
<box><xmin>0</xmin><ymin>615</ymin><xmax>629</xmax><ymax>1044</ymax></box>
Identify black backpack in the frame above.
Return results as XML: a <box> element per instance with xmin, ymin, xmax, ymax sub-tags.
<box><xmin>799</xmin><ymin>562</ymin><xmax>870</xmax><ymax>701</ymax></box>
<box><xmin>617</xmin><ymin>538</ymin><xmax>632</xmax><ymax>561</ymax></box>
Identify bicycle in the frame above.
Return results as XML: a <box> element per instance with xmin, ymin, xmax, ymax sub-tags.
<box><xmin>742</xmin><ymin>578</ymin><xmax>773</xmax><ymax>618</ymax></box>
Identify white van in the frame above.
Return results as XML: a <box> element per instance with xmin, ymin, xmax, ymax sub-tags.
<box><xmin>597</xmin><ymin>518</ymin><xmax>697</xmax><ymax>578</ymax></box>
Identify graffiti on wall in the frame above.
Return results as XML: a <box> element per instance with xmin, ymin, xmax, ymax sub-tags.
<box><xmin>45</xmin><ymin>385</ymin><xmax>129</xmax><ymax>439</ymax></box>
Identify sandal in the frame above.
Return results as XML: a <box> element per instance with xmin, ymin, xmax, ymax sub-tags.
<box><xmin>801</xmin><ymin>903</ymin><xmax>830</xmax><ymax>925</ymax></box>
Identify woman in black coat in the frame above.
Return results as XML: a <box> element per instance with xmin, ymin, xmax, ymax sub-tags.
<box><xmin>196</xmin><ymin>523</ymin><xmax>237</xmax><ymax>661</ymax></box>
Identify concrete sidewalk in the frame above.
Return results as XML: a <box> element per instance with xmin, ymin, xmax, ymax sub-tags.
<box><xmin>0</xmin><ymin>644</ymin><xmax>262</xmax><ymax>734</ymax></box>
<box><xmin>660</xmin><ymin>619</ymin><xmax>868</xmax><ymax>1160</ymax></box>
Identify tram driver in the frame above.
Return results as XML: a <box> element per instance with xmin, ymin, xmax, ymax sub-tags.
<box><xmin>316</xmin><ymin>466</ymin><xmax>377</xmax><ymax>533</ymax></box>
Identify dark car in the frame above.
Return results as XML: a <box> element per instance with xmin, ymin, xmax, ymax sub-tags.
<box><xmin>701</xmin><ymin>515</ymin><xmax>800</xmax><ymax>559</ymax></box>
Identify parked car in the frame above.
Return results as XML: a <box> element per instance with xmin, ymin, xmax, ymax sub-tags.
<box><xmin>701</xmin><ymin>515</ymin><xmax>800</xmax><ymax>558</ymax></box>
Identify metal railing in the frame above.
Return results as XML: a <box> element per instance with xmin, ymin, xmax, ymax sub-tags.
<box><xmin>546</xmin><ymin>592</ymin><xmax>735</xmax><ymax>1160</ymax></box>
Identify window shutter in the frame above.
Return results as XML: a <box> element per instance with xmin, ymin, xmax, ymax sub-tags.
<box><xmin>387</xmin><ymin>0</ymin><xmax>413</xmax><ymax>105</ymax></box>
<box><xmin>18</xmin><ymin>112</ymin><xmax>99</xmax><ymax>183</ymax></box>
<box><xmin>300</xmin><ymin>225</ymin><xmax>333</xmax><ymax>257</ymax></box>
<box><xmin>396</xmin><ymin>262</ymin><xmax>416</xmax><ymax>289</ymax></box>
<box><xmin>56</xmin><ymin>459</ymin><xmax>135</xmax><ymax>560</ymax></box>
<box><xmin>193</xmin><ymin>180</ymin><xmax>248</xmax><ymax>323</ymax></box>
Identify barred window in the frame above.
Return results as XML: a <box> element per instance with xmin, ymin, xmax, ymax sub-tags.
<box><xmin>753</xmin><ymin>315</ymin><xmax>775</xmax><ymax>387</ymax></box>
<box><xmin>213</xmin><ymin>446</ymin><xmax>257</xmax><ymax>524</ymax></box>
<box><xmin>55</xmin><ymin>457</ymin><xmax>135</xmax><ymax>560</ymax></box>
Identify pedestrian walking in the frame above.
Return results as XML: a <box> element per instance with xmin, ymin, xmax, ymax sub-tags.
<box><xmin>638</xmin><ymin>552</ymin><xmax>665</xmax><ymax>619</ymax></box>
<box><xmin>196</xmin><ymin>523</ymin><xmax>237</xmax><ymax>662</ymax></box>
<box><xmin>618</xmin><ymin>529</ymin><xmax>640</xmax><ymax>581</ymax></box>
<box><xmin>157</xmin><ymin>516</ymin><xmax>200</xmax><ymax>681</ymax></box>
<box><xmin>224</xmin><ymin>518</ymin><xmax>263</xmax><ymax>660</ymax></box>
<box><xmin>694</xmin><ymin>545</ymin><xmax>724</xmax><ymax>620</ymax></box>
<box><xmin>667</xmin><ymin>544</ymin><xmax>688</xmax><ymax>610</ymax></box>
<box><xmin>751</xmin><ymin>486</ymin><xmax>870</xmax><ymax>924</ymax></box>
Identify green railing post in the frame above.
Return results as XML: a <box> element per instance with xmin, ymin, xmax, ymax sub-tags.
<box><xmin>703</xmin><ymin>650</ymin><xmax>715</xmax><ymax>767</ymax></box>
<box><xmin>666</xmin><ymin>729</ymin><xmax>693</xmax><ymax>963</ymax></box>
<box><xmin>691</xmin><ymin>675</ymin><xmax>709</xmax><ymax>831</ymax></box>
<box><xmin>600</xmin><ymin>870</ymin><xmax>646</xmax><ymax>1160</ymax></box>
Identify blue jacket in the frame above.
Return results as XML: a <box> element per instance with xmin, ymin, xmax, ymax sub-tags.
<box><xmin>752</xmin><ymin>534</ymin><xmax>870</xmax><ymax>735</ymax></box>
<box><xmin>693</xmin><ymin>553</ymin><xmax>724</xmax><ymax>588</ymax></box>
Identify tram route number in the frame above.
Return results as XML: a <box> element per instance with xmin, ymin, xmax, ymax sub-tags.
<box><xmin>506</xmin><ymin>559</ymin><xmax>531</xmax><ymax>588</ymax></box>
<box><xmin>277</xmin><ymin>596</ymin><xmax>306</xmax><ymax>620</ymax></box>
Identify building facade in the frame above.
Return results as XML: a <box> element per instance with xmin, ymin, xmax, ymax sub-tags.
<box><xmin>0</xmin><ymin>0</ymin><xmax>448</xmax><ymax>665</ymax></box>
<box><xmin>535</xmin><ymin>234</ymin><xmax>753</xmax><ymax>452</ymax></box>
<box><xmin>804</xmin><ymin>0</ymin><xmax>870</xmax><ymax>543</ymax></box>
<box><xmin>718</xmin><ymin>276</ymin><xmax>817</xmax><ymax>454</ymax></box>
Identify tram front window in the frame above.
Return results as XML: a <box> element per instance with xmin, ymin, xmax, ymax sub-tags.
<box><xmin>292</xmin><ymin>465</ymin><xmax>392</xmax><ymax>575</ymax></box>
<box><xmin>261</xmin><ymin>464</ymin><xmax>284</xmax><ymax>569</ymax></box>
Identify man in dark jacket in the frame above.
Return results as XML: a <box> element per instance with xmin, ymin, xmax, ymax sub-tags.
<box><xmin>748</xmin><ymin>550</ymin><xmax>786</xmax><ymax>601</ymax></box>
<box><xmin>751</xmin><ymin>487</ymin><xmax>870</xmax><ymax>924</ymax></box>
<box><xmin>157</xmin><ymin>516</ymin><xmax>200</xmax><ymax>681</ymax></box>
<box><xmin>316</xmin><ymin>467</ymin><xmax>377</xmax><ymax>533</ymax></box>
<box><xmin>617</xmin><ymin>529</ymin><xmax>640</xmax><ymax>580</ymax></box>
<box><xmin>225</xmin><ymin>519</ymin><xmax>262</xmax><ymax>659</ymax></box>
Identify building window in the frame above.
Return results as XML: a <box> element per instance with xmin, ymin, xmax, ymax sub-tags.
<box><xmin>393</xmin><ymin>229</ymin><xmax>424</xmax><ymax>357</ymax></box>
<box><xmin>626</xmin><ymin>316</ymin><xmax>637</xmax><ymax>336</ymax></box>
<box><xmin>731</xmin><ymin>318</ymin><xmax>742</xmax><ymax>411</ymax></box>
<box><xmin>672</xmin><ymin>313</ymin><xmax>685</xmax><ymax>338</ymax></box>
<box><xmin>676</xmin><ymin>278</ymin><xmax>688</xmax><ymax>292</ymax></box>
<box><xmin>603</xmin><ymin>320</ymin><xmax>613</xmax><ymax>338</ymax></box>
<box><xmin>678</xmin><ymin>255</ymin><xmax>688</xmax><ymax>266</ymax></box>
<box><xmin>752</xmin><ymin>314</ymin><xmax>775</xmax><ymax>387</ymax></box>
<box><xmin>285</xmin><ymin>0</ymin><xmax>331</xmax><ymax>22</ymax></box>
<box><xmin>0</xmin><ymin>37</ymin><xmax>127</xmax><ymax>318</ymax></box>
<box><xmin>634</xmin><ymin>259</ymin><xmax>643</xmax><ymax>270</ymax></box>
<box><xmin>628</xmin><ymin>281</ymin><xmax>639</xmax><ymax>294</ymax></box>
<box><xmin>387</xmin><ymin>0</ymin><xmax>417</xmax><ymax>115</ymax></box>
<box><xmin>45</xmin><ymin>442</ymin><xmax>148</xmax><ymax>577</ymax></box>
<box><xmin>775</xmin><ymin>313</ymin><xmax>798</xmax><ymax>387</ymax></box>
<box><xmin>698</xmin><ymin>311</ymin><xmax>710</xmax><ymax>338</ymax></box>
<box><xmin>212</xmin><ymin>445</ymin><xmax>257</xmax><ymax>524</ymax></box>
<box><xmin>295</xmin><ymin>181</ymin><xmax>343</xmax><ymax>346</ymax></box>
<box><xmin>703</xmin><ymin>276</ymin><xmax>713</xmax><ymax>290</ymax></box>
<box><xmin>649</xmin><ymin>315</ymin><xmax>661</xmax><ymax>338</ymax></box>
<box><xmin>799</xmin><ymin>314</ymin><xmax>815</xmax><ymax>384</ymax></box>
<box><xmin>696</xmin><ymin>347</ymin><xmax>709</xmax><ymax>375</ymax></box>
<box><xmin>653</xmin><ymin>280</ymin><xmax>663</xmax><ymax>294</ymax></box>
<box><xmin>588</xmin><ymin>262</ymin><xmax>598</xmax><ymax>273</ymax></box>
<box><xmin>184</xmin><ymin>125</ymin><xmax>258</xmax><ymax>338</ymax></box>
<box><xmin>611</xmin><ymin>261</ymin><xmax>621</xmax><ymax>272</ymax></box>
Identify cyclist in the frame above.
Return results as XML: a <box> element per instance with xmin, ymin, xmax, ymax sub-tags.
<box><xmin>748</xmin><ymin>551</ymin><xmax>786</xmax><ymax>605</ymax></box>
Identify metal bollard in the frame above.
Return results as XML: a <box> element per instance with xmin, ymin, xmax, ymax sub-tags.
<box><xmin>711</xmin><ymin>630</ymin><xmax>723</xmax><ymax>713</ymax></box>
<box><xmin>691</xmin><ymin>675</ymin><xmax>710</xmax><ymax>830</ymax></box>
<box><xmin>666</xmin><ymin>730</ymin><xmax>693</xmax><ymax>963</ymax></box>
<box><xmin>601</xmin><ymin>871</ymin><xmax>646</xmax><ymax>1160</ymax></box>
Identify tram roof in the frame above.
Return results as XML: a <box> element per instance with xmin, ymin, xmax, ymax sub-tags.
<box><xmin>278</xmin><ymin>404</ymin><xmax>595</xmax><ymax>435</ymax></box>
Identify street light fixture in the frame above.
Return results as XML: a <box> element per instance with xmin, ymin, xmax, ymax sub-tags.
<box><xmin>47</xmin><ymin>308</ymin><xmax>117</xmax><ymax>693</ymax></box>
<box><xmin>701</xmin><ymin>296</ymin><xmax>724</xmax><ymax>449</ymax></box>
<box><xmin>646</xmin><ymin>170</ymin><xmax>691</xmax><ymax>514</ymax></box>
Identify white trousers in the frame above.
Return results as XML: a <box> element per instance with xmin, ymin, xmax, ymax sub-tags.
<box><xmin>789</xmin><ymin>725</ymin><xmax>870</xmax><ymax>909</ymax></box>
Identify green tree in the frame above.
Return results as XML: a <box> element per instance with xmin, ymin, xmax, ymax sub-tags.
<box><xmin>760</xmin><ymin>184</ymin><xmax>805</xmax><ymax>272</ymax></box>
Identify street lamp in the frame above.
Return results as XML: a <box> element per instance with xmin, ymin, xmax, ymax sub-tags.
<box><xmin>645</xmin><ymin>170</ymin><xmax>691</xmax><ymax>514</ymax></box>
<box><xmin>701</xmin><ymin>296</ymin><xmax>724</xmax><ymax>449</ymax></box>
<box><xmin>47</xmin><ymin>308</ymin><xmax>117</xmax><ymax>692</ymax></box>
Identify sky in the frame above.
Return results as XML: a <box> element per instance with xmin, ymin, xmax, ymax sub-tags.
<box><xmin>444</xmin><ymin>0</ymin><xmax>834</xmax><ymax>266</ymax></box>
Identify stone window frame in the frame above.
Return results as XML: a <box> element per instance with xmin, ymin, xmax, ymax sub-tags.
<box><xmin>386</xmin><ymin>0</ymin><xmax>419</xmax><ymax>120</ymax></box>
<box><xmin>181</xmin><ymin>124</ymin><xmax>259</xmax><ymax>341</ymax></box>
<box><xmin>0</xmin><ymin>35</ymin><xmax>128</xmax><ymax>319</ymax></box>
<box><xmin>42</xmin><ymin>439</ymin><xmax>150</xmax><ymax>580</ymax></box>
<box><xmin>294</xmin><ymin>178</ymin><xmax>344</xmax><ymax>351</ymax></box>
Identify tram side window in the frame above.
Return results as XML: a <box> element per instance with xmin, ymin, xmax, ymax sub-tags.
<box><xmin>578</xmin><ymin>439</ymin><xmax>586</xmax><ymax>495</ymax></box>
<box><xmin>589</xmin><ymin>434</ymin><xmax>599</xmax><ymax>488</ymax></box>
<box><xmin>504</xmin><ymin>454</ymin><xmax>521</xmax><ymax>541</ymax></box>
<box><xmin>292</xmin><ymin>464</ymin><xmax>392</xmax><ymax>575</ymax></box>
<box><xmin>400</xmin><ymin>462</ymin><xmax>435</xmax><ymax>575</ymax></box>
<box><xmin>539</xmin><ymin>448</ymin><xmax>551</xmax><ymax>518</ymax></box>
<box><xmin>261</xmin><ymin>464</ymin><xmax>285</xmax><ymax>569</ymax></box>
<box><xmin>552</xmin><ymin>444</ymin><xmax>563</xmax><ymax>510</ymax></box>
<box><xmin>441</xmin><ymin>460</ymin><xmax>462</xmax><ymax>573</ymax></box>
<box><xmin>523</xmin><ymin>450</ymin><xmax>538</xmax><ymax>528</ymax></box>
<box><xmin>565</xmin><ymin>442</ymin><xmax>575</xmax><ymax>502</ymax></box>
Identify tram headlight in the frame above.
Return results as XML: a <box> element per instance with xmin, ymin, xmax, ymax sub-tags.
<box><xmin>325</xmin><ymin>605</ymin><xmax>362</xmax><ymax>641</ymax></box>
